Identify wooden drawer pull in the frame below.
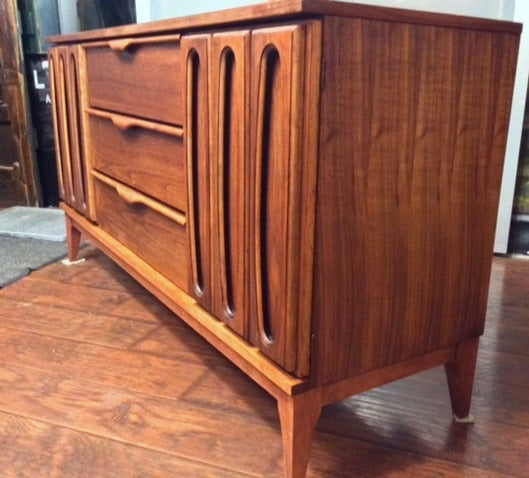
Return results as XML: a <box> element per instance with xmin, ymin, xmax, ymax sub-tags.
<box><xmin>107</xmin><ymin>34</ymin><xmax>181</xmax><ymax>53</ymax></box>
<box><xmin>91</xmin><ymin>170</ymin><xmax>186</xmax><ymax>226</ymax></box>
<box><xmin>86</xmin><ymin>108</ymin><xmax>183</xmax><ymax>137</ymax></box>
<box><xmin>108</xmin><ymin>39</ymin><xmax>133</xmax><ymax>52</ymax></box>
<box><xmin>115</xmin><ymin>184</ymin><xmax>142</xmax><ymax>205</ymax></box>
<box><xmin>110</xmin><ymin>115</ymin><xmax>141</xmax><ymax>131</ymax></box>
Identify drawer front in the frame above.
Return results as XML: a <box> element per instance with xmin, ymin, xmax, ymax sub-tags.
<box><xmin>93</xmin><ymin>172</ymin><xmax>188</xmax><ymax>291</ymax></box>
<box><xmin>88</xmin><ymin>109</ymin><xmax>186</xmax><ymax>211</ymax></box>
<box><xmin>84</xmin><ymin>35</ymin><xmax>183</xmax><ymax>124</ymax></box>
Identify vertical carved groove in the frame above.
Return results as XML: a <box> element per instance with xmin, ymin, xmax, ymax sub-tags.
<box><xmin>69</xmin><ymin>53</ymin><xmax>87</xmax><ymax>212</ymax></box>
<box><xmin>59</xmin><ymin>54</ymin><xmax>75</xmax><ymax>204</ymax></box>
<box><xmin>255</xmin><ymin>46</ymin><xmax>280</xmax><ymax>345</ymax></box>
<box><xmin>218</xmin><ymin>48</ymin><xmax>236</xmax><ymax>319</ymax></box>
<box><xmin>186</xmin><ymin>50</ymin><xmax>204</xmax><ymax>295</ymax></box>
<box><xmin>49</xmin><ymin>54</ymin><xmax>66</xmax><ymax>199</ymax></box>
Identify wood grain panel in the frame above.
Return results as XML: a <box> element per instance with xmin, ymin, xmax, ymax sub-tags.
<box><xmin>65</xmin><ymin>47</ymin><xmax>89</xmax><ymax>216</ymax></box>
<box><xmin>312</xmin><ymin>16</ymin><xmax>519</xmax><ymax>385</ymax></box>
<box><xmin>49</xmin><ymin>49</ymin><xmax>68</xmax><ymax>202</ymax></box>
<box><xmin>50</xmin><ymin>48</ymin><xmax>74</xmax><ymax>205</ymax></box>
<box><xmin>209</xmin><ymin>30</ymin><xmax>250</xmax><ymax>337</ymax></box>
<box><xmin>84</xmin><ymin>36</ymin><xmax>183</xmax><ymax>125</ymax></box>
<box><xmin>49</xmin><ymin>46</ymin><xmax>92</xmax><ymax>217</ymax></box>
<box><xmin>182</xmin><ymin>35</ymin><xmax>212</xmax><ymax>309</ymax></box>
<box><xmin>88</xmin><ymin>111</ymin><xmax>186</xmax><ymax>211</ymax></box>
<box><xmin>249</xmin><ymin>23</ymin><xmax>315</xmax><ymax>376</ymax></box>
<box><xmin>93</xmin><ymin>174</ymin><xmax>188</xmax><ymax>291</ymax></box>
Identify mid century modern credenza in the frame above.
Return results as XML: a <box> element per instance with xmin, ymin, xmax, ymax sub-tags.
<box><xmin>48</xmin><ymin>1</ymin><xmax>521</xmax><ymax>476</ymax></box>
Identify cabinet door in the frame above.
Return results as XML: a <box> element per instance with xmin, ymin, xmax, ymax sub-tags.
<box><xmin>49</xmin><ymin>46</ymin><xmax>92</xmax><ymax>218</ymax></box>
<box><xmin>249</xmin><ymin>23</ymin><xmax>318</xmax><ymax>375</ymax></box>
<box><xmin>209</xmin><ymin>31</ymin><xmax>250</xmax><ymax>336</ymax></box>
<box><xmin>182</xmin><ymin>35</ymin><xmax>212</xmax><ymax>309</ymax></box>
<box><xmin>182</xmin><ymin>22</ymin><xmax>321</xmax><ymax>376</ymax></box>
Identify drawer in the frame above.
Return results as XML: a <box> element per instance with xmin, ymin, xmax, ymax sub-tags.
<box><xmin>88</xmin><ymin>109</ymin><xmax>186</xmax><ymax>211</ymax></box>
<box><xmin>84</xmin><ymin>35</ymin><xmax>183</xmax><ymax>124</ymax></box>
<box><xmin>93</xmin><ymin>171</ymin><xmax>188</xmax><ymax>291</ymax></box>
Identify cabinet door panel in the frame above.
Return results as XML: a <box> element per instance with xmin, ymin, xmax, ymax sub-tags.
<box><xmin>49</xmin><ymin>48</ymin><xmax>71</xmax><ymax>204</ymax></box>
<box><xmin>65</xmin><ymin>48</ymin><xmax>89</xmax><ymax>216</ymax></box>
<box><xmin>182</xmin><ymin>35</ymin><xmax>212</xmax><ymax>309</ymax></box>
<box><xmin>49</xmin><ymin>46</ymin><xmax>91</xmax><ymax>218</ymax></box>
<box><xmin>210</xmin><ymin>31</ymin><xmax>250</xmax><ymax>337</ymax></box>
<box><xmin>250</xmin><ymin>24</ymin><xmax>307</xmax><ymax>373</ymax></box>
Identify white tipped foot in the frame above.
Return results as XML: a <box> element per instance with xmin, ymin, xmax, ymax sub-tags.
<box><xmin>453</xmin><ymin>414</ymin><xmax>475</xmax><ymax>424</ymax></box>
<box><xmin>62</xmin><ymin>258</ymin><xmax>86</xmax><ymax>266</ymax></box>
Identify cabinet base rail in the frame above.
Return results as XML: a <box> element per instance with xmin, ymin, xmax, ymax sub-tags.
<box><xmin>62</xmin><ymin>202</ymin><xmax>478</xmax><ymax>478</ymax></box>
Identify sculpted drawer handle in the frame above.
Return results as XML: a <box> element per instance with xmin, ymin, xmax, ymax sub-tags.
<box><xmin>107</xmin><ymin>34</ymin><xmax>182</xmax><ymax>53</ymax></box>
<box><xmin>115</xmin><ymin>184</ymin><xmax>142</xmax><ymax>205</ymax></box>
<box><xmin>110</xmin><ymin>115</ymin><xmax>140</xmax><ymax>131</ymax></box>
<box><xmin>86</xmin><ymin>108</ymin><xmax>183</xmax><ymax>137</ymax></box>
<box><xmin>91</xmin><ymin>170</ymin><xmax>186</xmax><ymax>226</ymax></box>
<box><xmin>108</xmin><ymin>39</ymin><xmax>133</xmax><ymax>52</ymax></box>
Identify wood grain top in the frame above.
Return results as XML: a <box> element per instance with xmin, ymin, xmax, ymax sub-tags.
<box><xmin>48</xmin><ymin>0</ymin><xmax>521</xmax><ymax>44</ymax></box>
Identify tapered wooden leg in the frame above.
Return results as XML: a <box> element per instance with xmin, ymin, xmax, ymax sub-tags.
<box><xmin>277</xmin><ymin>389</ymin><xmax>322</xmax><ymax>478</ymax></box>
<box><xmin>65</xmin><ymin>215</ymin><xmax>82</xmax><ymax>262</ymax></box>
<box><xmin>444</xmin><ymin>337</ymin><xmax>479</xmax><ymax>422</ymax></box>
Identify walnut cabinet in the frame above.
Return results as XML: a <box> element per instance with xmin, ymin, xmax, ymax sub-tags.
<box><xmin>48</xmin><ymin>2</ymin><xmax>521</xmax><ymax>477</ymax></box>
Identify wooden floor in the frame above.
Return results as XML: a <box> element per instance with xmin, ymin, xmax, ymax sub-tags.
<box><xmin>0</xmin><ymin>246</ymin><xmax>528</xmax><ymax>477</ymax></box>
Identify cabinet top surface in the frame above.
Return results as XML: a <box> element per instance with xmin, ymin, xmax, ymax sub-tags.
<box><xmin>48</xmin><ymin>0</ymin><xmax>521</xmax><ymax>44</ymax></box>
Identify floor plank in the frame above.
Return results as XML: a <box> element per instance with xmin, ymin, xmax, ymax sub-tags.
<box><xmin>0</xmin><ymin>411</ymin><xmax>252</xmax><ymax>478</ymax></box>
<box><xmin>0</xmin><ymin>298</ymin><xmax>158</xmax><ymax>349</ymax></box>
<box><xmin>132</xmin><ymin>323</ymin><xmax>239</xmax><ymax>369</ymax></box>
<box><xmin>0</xmin><ymin>326</ymin><xmax>205</xmax><ymax>399</ymax></box>
<box><xmin>0</xmin><ymin>277</ymin><xmax>133</xmax><ymax>316</ymax></box>
<box><xmin>0</xmin><ymin>247</ymin><xmax>528</xmax><ymax>477</ymax></box>
<box><xmin>0</xmin><ymin>362</ymin><xmax>281</xmax><ymax>476</ymax></box>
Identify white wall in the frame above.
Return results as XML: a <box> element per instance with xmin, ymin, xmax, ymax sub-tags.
<box><xmin>136</xmin><ymin>0</ymin><xmax>265</xmax><ymax>22</ymax></box>
<box><xmin>495</xmin><ymin>2</ymin><xmax>529</xmax><ymax>252</ymax></box>
<box><xmin>57</xmin><ymin>0</ymin><xmax>80</xmax><ymax>33</ymax></box>
<box><xmin>345</xmin><ymin>0</ymin><xmax>514</xmax><ymax>19</ymax></box>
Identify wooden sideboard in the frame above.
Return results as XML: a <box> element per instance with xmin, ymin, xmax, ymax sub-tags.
<box><xmin>48</xmin><ymin>2</ymin><xmax>521</xmax><ymax>476</ymax></box>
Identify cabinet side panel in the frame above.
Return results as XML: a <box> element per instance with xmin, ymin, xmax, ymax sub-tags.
<box><xmin>312</xmin><ymin>16</ymin><xmax>519</xmax><ymax>385</ymax></box>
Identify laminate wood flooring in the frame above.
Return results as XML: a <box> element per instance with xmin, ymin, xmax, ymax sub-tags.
<box><xmin>0</xmin><ymin>246</ymin><xmax>528</xmax><ymax>477</ymax></box>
